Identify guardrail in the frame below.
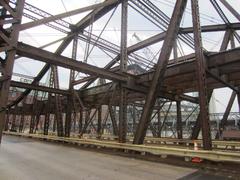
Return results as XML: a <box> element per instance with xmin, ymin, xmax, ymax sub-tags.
<box><xmin>74</xmin><ymin>134</ymin><xmax>240</xmax><ymax>150</ymax></box>
<box><xmin>3</xmin><ymin>131</ymin><xmax>240</xmax><ymax>163</ymax></box>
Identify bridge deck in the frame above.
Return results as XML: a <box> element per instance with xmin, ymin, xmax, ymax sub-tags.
<box><xmin>0</xmin><ymin>135</ymin><xmax>229</xmax><ymax>180</ymax></box>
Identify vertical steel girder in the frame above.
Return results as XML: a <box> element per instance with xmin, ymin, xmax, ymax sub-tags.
<box><xmin>191</xmin><ymin>18</ymin><xmax>236</xmax><ymax>144</ymax></box>
<box><xmin>51</xmin><ymin>66</ymin><xmax>64</xmax><ymax>137</ymax></box>
<box><xmin>191</xmin><ymin>0</ymin><xmax>212</xmax><ymax>150</ymax></box>
<box><xmin>133</xmin><ymin>0</ymin><xmax>187</xmax><ymax>144</ymax></box>
<box><xmin>69</xmin><ymin>36</ymin><xmax>78</xmax><ymax>89</ymax></box>
<box><xmin>176</xmin><ymin>101</ymin><xmax>182</xmax><ymax>139</ymax></box>
<box><xmin>109</xmin><ymin>105</ymin><xmax>118</xmax><ymax>136</ymax></box>
<box><xmin>97</xmin><ymin>106</ymin><xmax>102</xmax><ymax>137</ymax></box>
<box><xmin>119</xmin><ymin>86</ymin><xmax>127</xmax><ymax>142</ymax></box>
<box><xmin>0</xmin><ymin>0</ymin><xmax>25</xmax><ymax>143</ymax></box>
<box><xmin>4</xmin><ymin>111</ymin><xmax>9</xmax><ymax>131</ymax></box>
<box><xmin>43</xmin><ymin>95</ymin><xmax>52</xmax><ymax>135</ymax></box>
<box><xmin>65</xmin><ymin>96</ymin><xmax>72</xmax><ymax>137</ymax></box>
<box><xmin>65</xmin><ymin>36</ymin><xmax>78</xmax><ymax>137</ymax></box>
<box><xmin>119</xmin><ymin>0</ymin><xmax>128</xmax><ymax>143</ymax></box>
<box><xmin>10</xmin><ymin>114</ymin><xmax>17</xmax><ymax>132</ymax></box>
<box><xmin>157</xmin><ymin>108</ymin><xmax>161</xmax><ymax>138</ymax></box>
<box><xmin>191</xmin><ymin>91</ymin><xmax>212</xmax><ymax>140</ymax></box>
<box><xmin>132</xmin><ymin>105</ymin><xmax>136</xmax><ymax>133</ymax></box>
<box><xmin>79</xmin><ymin>110</ymin><xmax>83</xmax><ymax>134</ymax></box>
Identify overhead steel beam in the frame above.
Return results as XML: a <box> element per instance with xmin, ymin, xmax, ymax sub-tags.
<box><xmin>72</xmin><ymin>0</ymin><xmax>120</xmax><ymax>32</ymax></box>
<box><xmin>18</xmin><ymin>0</ymin><xmax>118</xmax><ymax>31</ymax></box>
<box><xmin>128</xmin><ymin>23</ymin><xmax>240</xmax><ymax>54</ymax></box>
<box><xmin>133</xmin><ymin>0</ymin><xmax>187</xmax><ymax>145</ymax></box>
<box><xmin>10</xmin><ymin>81</ymin><xmax>70</xmax><ymax>95</ymax></box>
<box><xmin>75</xmin><ymin>23</ymin><xmax>240</xmax><ymax>88</ymax></box>
<box><xmin>219</xmin><ymin>0</ymin><xmax>240</xmax><ymax>21</ymax></box>
<box><xmin>7</xmin><ymin>1</ymin><xmax>120</xmax><ymax>109</ymax></box>
<box><xmin>16</xmin><ymin>43</ymin><xmax>127</xmax><ymax>82</ymax></box>
<box><xmin>80</xmin><ymin>82</ymin><xmax>198</xmax><ymax>104</ymax></box>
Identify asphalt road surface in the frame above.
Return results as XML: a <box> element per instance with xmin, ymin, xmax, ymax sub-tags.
<box><xmin>0</xmin><ymin>135</ymin><xmax>229</xmax><ymax>180</ymax></box>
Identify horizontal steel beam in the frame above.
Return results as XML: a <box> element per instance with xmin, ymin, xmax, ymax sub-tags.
<box><xmin>10</xmin><ymin>80</ymin><xmax>70</xmax><ymax>95</ymax></box>
<box><xmin>16</xmin><ymin>43</ymin><xmax>127</xmax><ymax>82</ymax></box>
<box><xmin>80</xmin><ymin>82</ymin><xmax>198</xmax><ymax>104</ymax></box>
<box><xmin>138</xmin><ymin>48</ymin><xmax>240</xmax><ymax>84</ymax></box>
<box><xmin>78</xmin><ymin>48</ymin><xmax>240</xmax><ymax>104</ymax></box>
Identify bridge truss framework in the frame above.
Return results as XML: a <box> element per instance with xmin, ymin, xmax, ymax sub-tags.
<box><xmin>0</xmin><ymin>0</ymin><xmax>240</xmax><ymax>150</ymax></box>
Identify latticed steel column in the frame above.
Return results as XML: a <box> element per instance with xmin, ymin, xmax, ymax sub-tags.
<box><xmin>0</xmin><ymin>0</ymin><xmax>25</xmax><ymax>143</ymax></box>
<box><xmin>176</xmin><ymin>101</ymin><xmax>182</xmax><ymax>139</ymax></box>
<box><xmin>191</xmin><ymin>0</ymin><xmax>212</xmax><ymax>150</ymax></box>
<box><xmin>119</xmin><ymin>0</ymin><xmax>128</xmax><ymax>143</ymax></box>
<box><xmin>79</xmin><ymin>110</ymin><xmax>83</xmax><ymax>134</ymax></box>
<box><xmin>133</xmin><ymin>0</ymin><xmax>187</xmax><ymax>144</ymax></box>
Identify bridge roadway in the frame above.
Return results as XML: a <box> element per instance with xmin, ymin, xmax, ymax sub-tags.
<box><xmin>0</xmin><ymin>135</ymin><xmax>231</xmax><ymax>180</ymax></box>
<box><xmin>0</xmin><ymin>136</ymin><xmax>232</xmax><ymax>180</ymax></box>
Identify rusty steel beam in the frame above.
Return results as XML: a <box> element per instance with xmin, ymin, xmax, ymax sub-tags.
<box><xmin>119</xmin><ymin>0</ymin><xmax>128</xmax><ymax>143</ymax></box>
<box><xmin>10</xmin><ymin>80</ymin><xmax>70</xmax><ymax>95</ymax></box>
<box><xmin>75</xmin><ymin>23</ymin><xmax>240</xmax><ymax>88</ymax></box>
<box><xmin>97</xmin><ymin>106</ymin><xmax>102</xmax><ymax>136</ymax></box>
<box><xmin>220</xmin><ymin>30</ymin><xmax>231</xmax><ymax>51</ymax></box>
<box><xmin>176</xmin><ymin>101</ymin><xmax>182</xmax><ymax>139</ymax></box>
<box><xmin>191</xmin><ymin>0</ymin><xmax>212</xmax><ymax>150</ymax></box>
<box><xmin>0</xmin><ymin>0</ymin><xmax>25</xmax><ymax>143</ymax></box>
<box><xmin>133</xmin><ymin>0</ymin><xmax>187</xmax><ymax>145</ymax></box>
<box><xmin>238</xmin><ymin>90</ymin><xmax>240</xmax><ymax>114</ymax></box>
<box><xmin>219</xmin><ymin>0</ymin><xmax>240</xmax><ymax>21</ymax></box>
<box><xmin>128</xmin><ymin>23</ymin><xmax>240</xmax><ymax>54</ymax></box>
<box><xmin>109</xmin><ymin>105</ymin><xmax>118</xmax><ymax>136</ymax></box>
<box><xmin>74</xmin><ymin>23</ymin><xmax>240</xmax><ymax>88</ymax></box>
<box><xmin>7</xmin><ymin>2</ymin><xmax>120</xmax><ymax>110</ymax></box>
<box><xmin>73</xmin><ymin>0</ymin><xmax>120</xmax><ymax>32</ymax></box>
<box><xmin>16</xmin><ymin>43</ymin><xmax>127</xmax><ymax>82</ymax></box>
<box><xmin>18</xmin><ymin>0</ymin><xmax>118</xmax><ymax>31</ymax></box>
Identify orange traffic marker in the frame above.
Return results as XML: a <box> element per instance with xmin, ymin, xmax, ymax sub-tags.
<box><xmin>192</xmin><ymin>141</ymin><xmax>202</xmax><ymax>163</ymax></box>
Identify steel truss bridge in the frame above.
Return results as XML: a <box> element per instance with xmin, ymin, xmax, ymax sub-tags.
<box><xmin>0</xmin><ymin>0</ymin><xmax>240</xmax><ymax>151</ymax></box>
